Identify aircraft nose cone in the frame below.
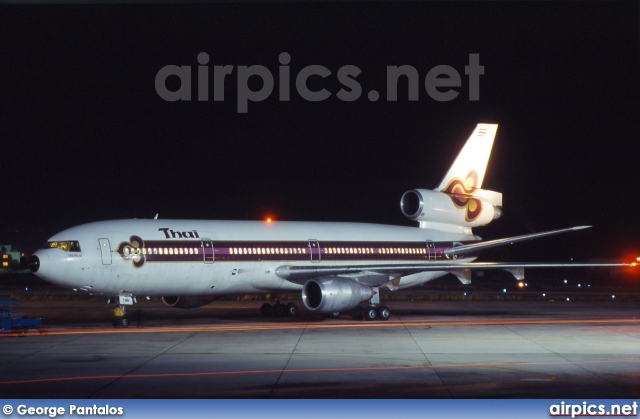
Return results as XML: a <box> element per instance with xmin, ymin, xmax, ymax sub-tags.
<box><xmin>28</xmin><ymin>255</ymin><xmax>40</xmax><ymax>273</ymax></box>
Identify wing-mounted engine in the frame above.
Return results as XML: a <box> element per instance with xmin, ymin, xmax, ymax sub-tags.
<box><xmin>302</xmin><ymin>277</ymin><xmax>375</xmax><ymax>314</ymax></box>
<box><xmin>400</xmin><ymin>189</ymin><xmax>502</xmax><ymax>230</ymax></box>
<box><xmin>162</xmin><ymin>296</ymin><xmax>215</xmax><ymax>309</ymax></box>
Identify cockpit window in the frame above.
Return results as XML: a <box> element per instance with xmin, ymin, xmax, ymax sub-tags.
<box><xmin>43</xmin><ymin>241</ymin><xmax>81</xmax><ymax>252</ymax></box>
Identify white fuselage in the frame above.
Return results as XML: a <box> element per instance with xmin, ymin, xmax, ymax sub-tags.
<box><xmin>32</xmin><ymin>219</ymin><xmax>479</xmax><ymax>297</ymax></box>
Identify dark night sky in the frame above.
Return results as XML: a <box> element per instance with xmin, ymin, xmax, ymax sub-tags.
<box><xmin>1</xmin><ymin>2</ymin><xmax>639</xmax><ymax>261</ymax></box>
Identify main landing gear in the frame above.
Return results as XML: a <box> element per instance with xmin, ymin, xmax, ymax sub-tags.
<box><xmin>351</xmin><ymin>305</ymin><xmax>391</xmax><ymax>321</ymax></box>
<box><xmin>350</xmin><ymin>287</ymin><xmax>390</xmax><ymax>321</ymax></box>
<box><xmin>260</xmin><ymin>300</ymin><xmax>298</xmax><ymax>318</ymax></box>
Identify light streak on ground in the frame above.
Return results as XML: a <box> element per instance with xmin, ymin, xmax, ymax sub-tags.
<box><xmin>2</xmin><ymin>317</ymin><xmax>640</xmax><ymax>337</ymax></box>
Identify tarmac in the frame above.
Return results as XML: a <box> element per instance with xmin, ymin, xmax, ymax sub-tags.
<box><xmin>1</xmin><ymin>298</ymin><xmax>640</xmax><ymax>398</ymax></box>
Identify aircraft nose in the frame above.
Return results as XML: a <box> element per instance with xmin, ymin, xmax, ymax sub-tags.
<box><xmin>29</xmin><ymin>252</ymin><xmax>49</xmax><ymax>276</ymax></box>
<box><xmin>29</xmin><ymin>255</ymin><xmax>40</xmax><ymax>273</ymax></box>
<box><xmin>28</xmin><ymin>252</ymin><xmax>67</xmax><ymax>287</ymax></box>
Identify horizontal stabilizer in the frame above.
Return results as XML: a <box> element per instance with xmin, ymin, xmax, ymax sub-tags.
<box><xmin>443</xmin><ymin>226</ymin><xmax>591</xmax><ymax>258</ymax></box>
<box><xmin>473</xmin><ymin>189</ymin><xmax>502</xmax><ymax>207</ymax></box>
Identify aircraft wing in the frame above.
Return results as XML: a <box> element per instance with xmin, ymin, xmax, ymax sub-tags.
<box><xmin>275</xmin><ymin>261</ymin><xmax>630</xmax><ymax>285</ymax></box>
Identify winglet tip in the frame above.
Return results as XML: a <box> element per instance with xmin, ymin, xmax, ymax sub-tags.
<box><xmin>574</xmin><ymin>225</ymin><xmax>592</xmax><ymax>230</ymax></box>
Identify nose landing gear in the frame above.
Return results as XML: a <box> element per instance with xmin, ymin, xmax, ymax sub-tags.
<box><xmin>112</xmin><ymin>305</ymin><xmax>130</xmax><ymax>327</ymax></box>
<box><xmin>110</xmin><ymin>295</ymin><xmax>135</xmax><ymax>327</ymax></box>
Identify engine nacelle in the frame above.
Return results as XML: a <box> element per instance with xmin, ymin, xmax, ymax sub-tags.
<box><xmin>400</xmin><ymin>189</ymin><xmax>500</xmax><ymax>227</ymax></box>
<box><xmin>162</xmin><ymin>296</ymin><xmax>215</xmax><ymax>309</ymax></box>
<box><xmin>302</xmin><ymin>277</ymin><xmax>375</xmax><ymax>314</ymax></box>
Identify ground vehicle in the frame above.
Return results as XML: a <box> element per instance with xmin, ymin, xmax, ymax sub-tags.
<box><xmin>0</xmin><ymin>309</ymin><xmax>47</xmax><ymax>334</ymax></box>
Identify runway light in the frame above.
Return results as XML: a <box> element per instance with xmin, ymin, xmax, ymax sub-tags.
<box><xmin>563</xmin><ymin>279</ymin><xmax>568</xmax><ymax>284</ymax></box>
<box><xmin>612</xmin><ymin>295</ymin><xmax>615</xmax><ymax>299</ymax></box>
<box><xmin>503</xmin><ymin>288</ymin><xmax>507</xmax><ymax>293</ymax></box>
<box><xmin>518</xmin><ymin>282</ymin><xmax>524</xmax><ymax>288</ymax></box>
<box><xmin>588</xmin><ymin>284</ymin><xmax>591</xmax><ymax>288</ymax></box>
<box><xmin>566</xmin><ymin>298</ymin><xmax>570</xmax><ymax>301</ymax></box>
<box><xmin>542</xmin><ymin>293</ymin><xmax>546</xmax><ymax>297</ymax></box>
<box><xmin>578</xmin><ymin>284</ymin><xmax>581</xmax><ymax>288</ymax></box>
<box><xmin>24</xmin><ymin>287</ymin><xmax>28</xmax><ymax>291</ymax></box>
<box><xmin>266</xmin><ymin>217</ymin><xmax>273</xmax><ymax>223</ymax></box>
<box><xmin>463</xmin><ymin>292</ymin><xmax>467</xmax><ymax>296</ymax></box>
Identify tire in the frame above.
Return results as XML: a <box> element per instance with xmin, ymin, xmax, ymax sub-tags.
<box><xmin>121</xmin><ymin>317</ymin><xmax>130</xmax><ymax>327</ymax></box>
<box><xmin>285</xmin><ymin>303</ymin><xmax>298</xmax><ymax>317</ymax></box>
<box><xmin>377</xmin><ymin>306</ymin><xmax>390</xmax><ymax>321</ymax></box>
<box><xmin>364</xmin><ymin>306</ymin><xmax>377</xmax><ymax>321</ymax></box>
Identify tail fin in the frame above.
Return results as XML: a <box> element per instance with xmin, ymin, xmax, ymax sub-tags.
<box><xmin>437</xmin><ymin>123</ymin><xmax>498</xmax><ymax>193</ymax></box>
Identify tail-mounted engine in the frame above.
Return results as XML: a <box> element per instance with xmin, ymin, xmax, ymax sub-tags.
<box><xmin>400</xmin><ymin>189</ymin><xmax>502</xmax><ymax>229</ymax></box>
<box><xmin>302</xmin><ymin>277</ymin><xmax>374</xmax><ymax>314</ymax></box>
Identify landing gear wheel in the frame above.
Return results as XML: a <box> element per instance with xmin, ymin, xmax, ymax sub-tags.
<box><xmin>260</xmin><ymin>303</ymin><xmax>274</xmax><ymax>317</ymax></box>
<box><xmin>285</xmin><ymin>303</ymin><xmax>298</xmax><ymax>317</ymax></box>
<box><xmin>113</xmin><ymin>316</ymin><xmax>130</xmax><ymax>327</ymax></box>
<box><xmin>377</xmin><ymin>306</ymin><xmax>390</xmax><ymax>321</ymax></box>
<box><xmin>351</xmin><ymin>306</ymin><xmax>365</xmax><ymax>320</ymax></box>
<box><xmin>364</xmin><ymin>306</ymin><xmax>378</xmax><ymax>321</ymax></box>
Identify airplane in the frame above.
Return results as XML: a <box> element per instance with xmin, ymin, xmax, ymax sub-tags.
<box><xmin>28</xmin><ymin>124</ymin><xmax>630</xmax><ymax>326</ymax></box>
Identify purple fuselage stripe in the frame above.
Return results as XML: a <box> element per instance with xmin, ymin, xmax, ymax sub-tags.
<box><xmin>115</xmin><ymin>239</ymin><xmax>477</xmax><ymax>265</ymax></box>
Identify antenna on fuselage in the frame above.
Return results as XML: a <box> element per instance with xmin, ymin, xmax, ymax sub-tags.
<box><xmin>154</xmin><ymin>213</ymin><xmax>159</xmax><ymax>219</ymax></box>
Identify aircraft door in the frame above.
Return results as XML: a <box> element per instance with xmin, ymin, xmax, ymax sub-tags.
<box><xmin>201</xmin><ymin>239</ymin><xmax>214</xmax><ymax>263</ymax></box>
<box><xmin>308</xmin><ymin>240</ymin><xmax>321</xmax><ymax>262</ymax></box>
<box><xmin>98</xmin><ymin>238</ymin><xmax>112</xmax><ymax>265</ymax></box>
<box><xmin>426</xmin><ymin>241</ymin><xmax>435</xmax><ymax>261</ymax></box>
